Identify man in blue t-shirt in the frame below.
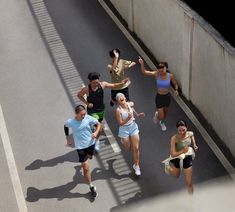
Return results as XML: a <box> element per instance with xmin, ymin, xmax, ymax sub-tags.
<box><xmin>64</xmin><ymin>105</ymin><xmax>101</xmax><ymax>198</ymax></box>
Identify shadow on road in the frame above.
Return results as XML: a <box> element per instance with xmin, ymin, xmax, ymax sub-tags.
<box><xmin>25</xmin><ymin>157</ymin><xmax>130</xmax><ymax>202</ymax></box>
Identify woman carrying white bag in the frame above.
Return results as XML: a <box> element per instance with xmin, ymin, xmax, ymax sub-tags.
<box><xmin>162</xmin><ymin>119</ymin><xmax>198</xmax><ymax>194</ymax></box>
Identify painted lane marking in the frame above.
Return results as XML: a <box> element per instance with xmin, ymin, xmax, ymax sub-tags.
<box><xmin>0</xmin><ymin>104</ymin><xmax>28</xmax><ymax>211</ymax></box>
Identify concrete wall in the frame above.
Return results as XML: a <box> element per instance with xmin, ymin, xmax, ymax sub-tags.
<box><xmin>110</xmin><ymin>0</ymin><xmax>235</xmax><ymax>156</ymax></box>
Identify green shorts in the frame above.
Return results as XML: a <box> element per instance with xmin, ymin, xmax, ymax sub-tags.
<box><xmin>88</xmin><ymin>111</ymin><xmax>104</xmax><ymax>122</ymax></box>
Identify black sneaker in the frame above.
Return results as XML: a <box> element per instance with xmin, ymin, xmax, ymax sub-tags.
<box><xmin>110</xmin><ymin>100</ymin><xmax>114</xmax><ymax>107</ymax></box>
<box><xmin>90</xmin><ymin>186</ymin><xmax>98</xmax><ymax>198</ymax></box>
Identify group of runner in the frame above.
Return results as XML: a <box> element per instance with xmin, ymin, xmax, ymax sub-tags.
<box><xmin>64</xmin><ymin>49</ymin><xmax>198</xmax><ymax>198</ymax></box>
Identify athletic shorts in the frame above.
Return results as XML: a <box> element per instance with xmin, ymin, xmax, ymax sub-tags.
<box><xmin>88</xmin><ymin>110</ymin><xmax>104</xmax><ymax>122</ymax></box>
<box><xmin>118</xmin><ymin>121</ymin><xmax>139</xmax><ymax>139</ymax></box>
<box><xmin>170</xmin><ymin>155</ymin><xmax>193</xmax><ymax>169</ymax></box>
<box><xmin>111</xmin><ymin>87</ymin><xmax>130</xmax><ymax>102</ymax></box>
<box><xmin>76</xmin><ymin>144</ymin><xmax>95</xmax><ymax>163</ymax></box>
<box><xmin>155</xmin><ymin>92</ymin><xmax>171</xmax><ymax>108</ymax></box>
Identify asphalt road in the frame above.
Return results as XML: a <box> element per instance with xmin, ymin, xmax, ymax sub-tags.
<box><xmin>0</xmin><ymin>0</ymin><xmax>233</xmax><ymax>211</ymax></box>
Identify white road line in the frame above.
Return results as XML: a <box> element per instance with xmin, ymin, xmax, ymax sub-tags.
<box><xmin>0</xmin><ymin>104</ymin><xmax>28</xmax><ymax>212</ymax></box>
<box><xmin>98</xmin><ymin>0</ymin><xmax>235</xmax><ymax>180</ymax></box>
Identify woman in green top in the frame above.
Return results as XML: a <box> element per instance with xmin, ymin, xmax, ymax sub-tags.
<box><xmin>167</xmin><ymin>120</ymin><xmax>198</xmax><ymax>194</ymax></box>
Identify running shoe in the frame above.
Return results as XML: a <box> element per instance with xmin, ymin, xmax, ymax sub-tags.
<box><xmin>159</xmin><ymin>121</ymin><xmax>167</xmax><ymax>131</ymax></box>
<box><xmin>133</xmin><ymin>164</ymin><xmax>141</xmax><ymax>176</ymax></box>
<box><xmin>90</xmin><ymin>186</ymin><xmax>98</xmax><ymax>198</ymax></box>
<box><xmin>153</xmin><ymin>111</ymin><xmax>158</xmax><ymax>124</ymax></box>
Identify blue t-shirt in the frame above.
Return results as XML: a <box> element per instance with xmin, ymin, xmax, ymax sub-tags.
<box><xmin>65</xmin><ymin>115</ymin><xmax>98</xmax><ymax>149</ymax></box>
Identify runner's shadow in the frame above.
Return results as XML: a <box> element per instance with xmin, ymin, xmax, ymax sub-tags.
<box><xmin>92</xmin><ymin>158</ymin><xmax>130</xmax><ymax>180</ymax></box>
<box><xmin>26</xmin><ymin>165</ymin><xmax>93</xmax><ymax>202</ymax></box>
<box><xmin>25</xmin><ymin>149</ymin><xmax>78</xmax><ymax>170</ymax></box>
<box><xmin>25</xmin><ymin>158</ymin><xmax>129</xmax><ymax>202</ymax></box>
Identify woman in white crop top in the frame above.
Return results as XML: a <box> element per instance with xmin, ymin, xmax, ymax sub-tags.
<box><xmin>116</xmin><ymin>93</ymin><xmax>145</xmax><ymax>176</ymax></box>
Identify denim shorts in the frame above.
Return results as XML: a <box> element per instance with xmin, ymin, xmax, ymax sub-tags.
<box><xmin>118</xmin><ymin>121</ymin><xmax>139</xmax><ymax>139</ymax></box>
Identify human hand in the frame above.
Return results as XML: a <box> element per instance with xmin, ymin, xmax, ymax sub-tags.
<box><xmin>193</xmin><ymin>144</ymin><xmax>198</xmax><ymax>151</ymax></box>
<box><xmin>138</xmin><ymin>112</ymin><xmax>145</xmax><ymax>117</ymax></box>
<box><xmin>87</xmin><ymin>103</ymin><xmax>93</xmax><ymax>108</ymax></box>
<box><xmin>113</xmin><ymin>49</ymin><xmax>119</xmax><ymax>58</ymax></box>
<box><xmin>127</xmin><ymin>112</ymin><xmax>133</xmax><ymax>119</ymax></box>
<box><xmin>138</xmin><ymin>56</ymin><xmax>144</xmax><ymax>65</ymax></box>
<box><xmin>174</xmin><ymin>90</ymin><xmax>179</xmax><ymax>96</ymax></box>
<box><xmin>92</xmin><ymin>132</ymin><xmax>98</xmax><ymax>139</ymax></box>
<box><xmin>66</xmin><ymin>137</ymin><xmax>72</xmax><ymax>147</ymax></box>
<box><xmin>183</xmin><ymin>145</ymin><xmax>189</xmax><ymax>153</ymax></box>
<box><xmin>122</xmin><ymin>78</ymin><xmax>130</xmax><ymax>85</ymax></box>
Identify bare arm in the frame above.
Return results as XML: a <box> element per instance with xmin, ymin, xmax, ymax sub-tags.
<box><xmin>130</xmin><ymin>102</ymin><xmax>145</xmax><ymax>117</ymax></box>
<box><xmin>92</xmin><ymin>122</ymin><xmax>101</xmax><ymax>139</ymax></box>
<box><xmin>191</xmin><ymin>135</ymin><xmax>198</xmax><ymax>151</ymax></box>
<box><xmin>170</xmin><ymin>74</ymin><xmax>179</xmax><ymax>96</ymax></box>
<box><xmin>170</xmin><ymin>136</ymin><xmax>189</xmax><ymax>157</ymax></box>
<box><xmin>124</xmin><ymin>61</ymin><xmax>136</xmax><ymax>69</ymax></box>
<box><xmin>129</xmin><ymin>61</ymin><xmax>136</xmax><ymax>68</ymax></box>
<box><xmin>111</xmin><ymin>49</ymin><xmax>119</xmax><ymax>71</ymax></box>
<box><xmin>101</xmin><ymin>78</ymin><xmax>129</xmax><ymax>89</ymax></box>
<box><xmin>138</xmin><ymin>56</ymin><xmax>157</xmax><ymax>77</ymax></box>
<box><xmin>77</xmin><ymin>86</ymin><xmax>90</xmax><ymax>106</ymax></box>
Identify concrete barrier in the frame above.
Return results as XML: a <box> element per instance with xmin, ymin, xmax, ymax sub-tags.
<box><xmin>110</xmin><ymin>0</ymin><xmax>235</xmax><ymax>156</ymax></box>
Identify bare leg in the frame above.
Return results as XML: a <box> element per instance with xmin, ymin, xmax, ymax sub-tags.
<box><xmin>169</xmin><ymin>165</ymin><xmax>181</xmax><ymax>178</ymax></box>
<box><xmin>163</xmin><ymin>107</ymin><xmax>169</xmax><ymax>120</ymax></box>
<box><xmin>130</xmin><ymin>134</ymin><xmax>140</xmax><ymax>166</ymax></box>
<box><xmin>82</xmin><ymin>160</ymin><xmax>92</xmax><ymax>184</ymax></box>
<box><xmin>157</xmin><ymin>107</ymin><xmax>165</xmax><ymax>122</ymax></box>
<box><xmin>183</xmin><ymin>166</ymin><xmax>193</xmax><ymax>194</ymax></box>
<box><xmin>122</xmin><ymin>137</ymin><xmax>131</xmax><ymax>152</ymax></box>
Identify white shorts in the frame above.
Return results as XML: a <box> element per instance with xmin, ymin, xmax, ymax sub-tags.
<box><xmin>118</xmin><ymin>122</ymin><xmax>139</xmax><ymax>139</ymax></box>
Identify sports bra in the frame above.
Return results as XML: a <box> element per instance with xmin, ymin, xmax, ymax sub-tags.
<box><xmin>175</xmin><ymin>131</ymin><xmax>193</xmax><ymax>152</ymax></box>
<box><xmin>156</xmin><ymin>73</ymin><xmax>171</xmax><ymax>89</ymax></box>
<box><xmin>118</xmin><ymin>103</ymin><xmax>135</xmax><ymax>125</ymax></box>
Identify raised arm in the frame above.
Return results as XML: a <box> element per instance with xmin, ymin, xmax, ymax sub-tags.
<box><xmin>111</xmin><ymin>49</ymin><xmax>119</xmax><ymax>71</ymax></box>
<box><xmin>138</xmin><ymin>56</ymin><xmax>157</xmax><ymax>77</ymax></box>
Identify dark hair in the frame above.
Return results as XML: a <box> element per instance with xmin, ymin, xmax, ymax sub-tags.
<box><xmin>162</xmin><ymin>62</ymin><xmax>168</xmax><ymax>69</ymax></box>
<box><xmin>109</xmin><ymin>48</ymin><xmax>121</xmax><ymax>58</ymax></box>
<box><xmin>157</xmin><ymin>62</ymin><xmax>166</xmax><ymax>69</ymax></box>
<box><xmin>88</xmin><ymin>72</ymin><xmax>100</xmax><ymax>81</ymax></box>
<box><xmin>176</xmin><ymin>119</ymin><xmax>187</xmax><ymax>128</ymax></box>
<box><xmin>75</xmin><ymin>105</ymin><xmax>85</xmax><ymax>114</ymax></box>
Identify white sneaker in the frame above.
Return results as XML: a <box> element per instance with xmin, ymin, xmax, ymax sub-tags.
<box><xmin>133</xmin><ymin>164</ymin><xmax>141</xmax><ymax>176</ymax></box>
<box><xmin>159</xmin><ymin>121</ymin><xmax>167</xmax><ymax>131</ymax></box>
<box><xmin>95</xmin><ymin>139</ymin><xmax>100</xmax><ymax>151</ymax></box>
<box><xmin>153</xmin><ymin>111</ymin><xmax>158</xmax><ymax>124</ymax></box>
